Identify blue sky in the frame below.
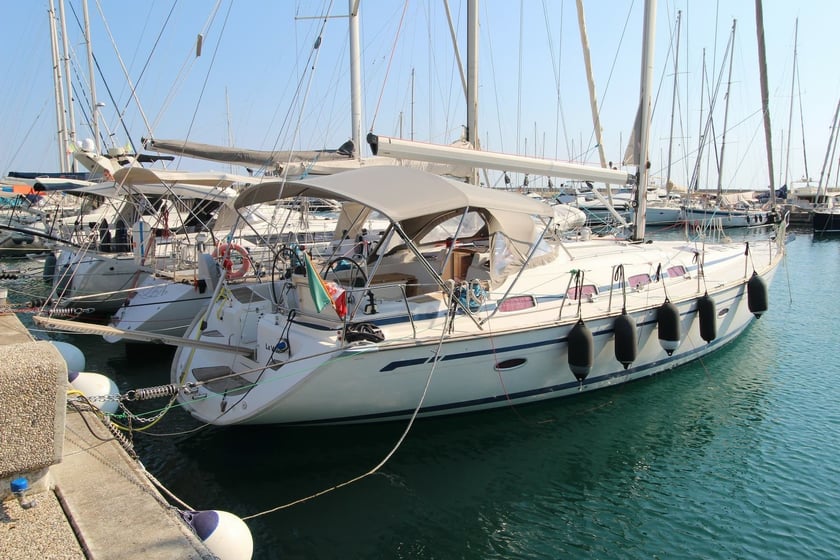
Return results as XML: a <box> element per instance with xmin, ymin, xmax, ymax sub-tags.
<box><xmin>2</xmin><ymin>1</ymin><xmax>840</xmax><ymax>191</ymax></box>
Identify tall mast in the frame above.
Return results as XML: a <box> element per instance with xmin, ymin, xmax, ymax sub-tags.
<box><xmin>575</xmin><ymin>0</ymin><xmax>607</xmax><ymax>169</ymax></box>
<box><xmin>466</xmin><ymin>0</ymin><xmax>479</xmax><ymax>185</ymax></box>
<box><xmin>48</xmin><ymin>0</ymin><xmax>68</xmax><ymax>172</ymax></box>
<box><xmin>665</xmin><ymin>11</ymin><xmax>682</xmax><ymax>194</ymax></box>
<box><xmin>58</xmin><ymin>0</ymin><xmax>77</xmax><ymax>170</ymax></box>
<box><xmin>816</xmin><ymin>96</ymin><xmax>840</xmax><ymax>204</ymax></box>
<box><xmin>716</xmin><ymin>21</ymin><xmax>736</xmax><ymax>196</ymax></box>
<box><xmin>755</xmin><ymin>0</ymin><xmax>775</xmax><ymax>201</ymax></box>
<box><xmin>82</xmin><ymin>0</ymin><xmax>101</xmax><ymax>154</ymax></box>
<box><xmin>576</xmin><ymin>0</ymin><xmax>614</xmax><ymax>206</ymax></box>
<box><xmin>783</xmin><ymin>18</ymin><xmax>798</xmax><ymax>189</ymax></box>
<box><xmin>631</xmin><ymin>0</ymin><xmax>656</xmax><ymax>242</ymax></box>
<box><xmin>690</xmin><ymin>49</ymin><xmax>706</xmax><ymax>193</ymax></box>
<box><xmin>349</xmin><ymin>0</ymin><xmax>362</xmax><ymax>162</ymax></box>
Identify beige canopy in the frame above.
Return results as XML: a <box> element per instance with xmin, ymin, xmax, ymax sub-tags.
<box><xmin>233</xmin><ymin>166</ymin><xmax>551</xmax><ymax>220</ymax></box>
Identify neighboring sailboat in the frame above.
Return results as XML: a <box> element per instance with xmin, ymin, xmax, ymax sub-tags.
<box><xmin>681</xmin><ymin>20</ymin><xmax>773</xmax><ymax>229</ymax></box>
<box><xmin>812</xmin><ymin>94</ymin><xmax>840</xmax><ymax>235</ymax></box>
<box><xmin>40</xmin><ymin>166</ymin><xmax>259</xmax><ymax>320</ymax></box>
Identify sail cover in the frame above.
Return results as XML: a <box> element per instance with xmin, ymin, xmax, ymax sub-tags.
<box><xmin>142</xmin><ymin>137</ymin><xmax>355</xmax><ymax>171</ymax></box>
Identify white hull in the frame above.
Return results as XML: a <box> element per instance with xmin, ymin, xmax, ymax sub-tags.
<box><xmin>106</xmin><ymin>276</ymin><xmax>212</xmax><ymax>341</ymax></box>
<box><xmin>682</xmin><ymin>207</ymin><xmax>772</xmax><ymax>228</ymax></box>
<box><xmin>51</xmin><ymin>250</ymin><xmax>150</xmax><ymax>317</ymax></box>
<box><xmin>645</xmin><ymin>205</ymin><xmax>683</xmax><ymax>225</ymax></box>
<box><xmin>172</xmin><ymin>225</ymin><xmax>783</xmax><ymax>426</ymax></box>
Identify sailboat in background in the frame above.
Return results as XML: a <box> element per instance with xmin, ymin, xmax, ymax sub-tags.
<box><xmin>680</xmin><ymin>19</ymin><xmax>775</xmax><ymax>229</ymax></box>
<box><xmin>812</xmin><ymin>94</ymin><xmax>840</xmax><ymax>234</ymax></box>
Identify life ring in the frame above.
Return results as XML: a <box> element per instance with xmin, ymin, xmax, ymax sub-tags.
<box><xmin>213</xmin><ymin>243</ymin><xmax>252</xmax><ymax>280</ymax></box>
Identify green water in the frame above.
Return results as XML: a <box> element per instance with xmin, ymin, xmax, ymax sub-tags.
<box><xmin>5</xmin><ymin>228</ymin><xmax>840</xmax><ymax>559</ymax></box>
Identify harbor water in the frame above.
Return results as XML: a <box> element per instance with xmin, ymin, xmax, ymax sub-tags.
<box><xmin>4</xmin><ymin>226</ymin><xmax>840</xmax><ymax>559</ymax></box>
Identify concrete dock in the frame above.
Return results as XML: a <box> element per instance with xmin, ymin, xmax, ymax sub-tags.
<box><xmin>0</xmin><ymin>310</ymin><xmax>217</xmax><ymax>559</ymax></box>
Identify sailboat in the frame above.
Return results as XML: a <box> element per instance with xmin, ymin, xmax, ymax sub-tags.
<box><xmin>680</xmin><ymin>20</ymin><xmax>775</xmax><ymax>229</ymax></box>
<box><xmin>812</xmin><ymin>94</ymin><xmax>840</xmax><ymax>234</ymax></box>
<box><xmin>36</xmin><ymin>0</ymin><xmax>784</xmax><ymax>427</ymax></box>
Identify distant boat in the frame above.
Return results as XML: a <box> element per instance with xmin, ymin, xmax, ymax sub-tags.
<box><xmin>681</xmin><ymin>194</ymin><xmax>774</xmax><ymax>228</ymax></box>
<box><xmin>813</xmin><ymin>193</ymin><xmax>840</xmax><ymax>234</ymax></box>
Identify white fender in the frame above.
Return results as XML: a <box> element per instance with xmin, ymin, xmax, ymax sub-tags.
<box><xmin>68</xmin><ymin>371</ymin><xmax>120</xmax><ymax>414</ymax></box>
<box><xmin>182</xmin><ymin>510</ymin><xmax>253</xmax><ymax>560</ymax></box>
<box><xmin>50</xmin><ymin>340</ymin><xmax>86</xmax><ymax>372</ymax></box>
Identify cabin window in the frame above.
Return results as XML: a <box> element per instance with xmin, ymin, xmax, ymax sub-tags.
<box><xmin>566</xmin><ymin>284</ymin><xmax>598</xmax><ymax>300</ymax></box>
<box><xmin>498</xmin><ymin>295</ymin><xmax>536</xmax><ymax>312</ymax></box>
<box><xmin>667</xmin><ymin>265</ymin><xmax>687</xmax><ymax>278</ymax></box>
<box><xmin>628</xmin><ymin>274</ymin><xmax>651</xmax><ymax>289</ymax></box>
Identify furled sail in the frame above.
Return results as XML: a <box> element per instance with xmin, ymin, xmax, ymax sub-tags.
<box><xmin>142</xmin><ymin>137</ymin><xmax>356</xmax><ymax>172</ymax></box>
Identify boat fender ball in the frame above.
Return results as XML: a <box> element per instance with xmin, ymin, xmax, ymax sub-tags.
<box><xmin>182</xmin><ymin>509</ymin><xmax>254</xmax><ymax>560</ymax></box>
<box><xmin>68</xmin><ymin>371</ymin><xmax>120</xmax><ymax>414</ymax></box>
<box><xmin>697</xmin><ymin>294</ymin><xmax>717</xmax><ymax>343</ymax></box>
<box><xmin>50</xmin><ymin>340</ymin><xmax>86</xmax><ymax>372</ymax></box>
<box><xmin>747</xmin><ymin>272</ymin><xmax>768</xmax><ymax>318</ymax></box>
<box><xmin>567</xmin><ymin>319</ymin><xmax>594</xmax><ymax>381</ymax></box>
<box><xmin>43</xmin><ymin>253</ymin><xmax>57</xmax><ymax>279</ymax></box>
<box><xmin>613</xmin><ymin>312</ymin><xmax>638</xmax><ymax>369</ymax></box>
<box><xmin>657</xmin><ymin>300</ymin><xmax>681</xmax><ymax>356</ymax></box>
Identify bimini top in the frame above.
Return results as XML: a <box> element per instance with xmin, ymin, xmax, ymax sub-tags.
<box><xmin>232</xmin><ymin>166</ymin><xmax>553</xmax><ymax>222</ymax></box>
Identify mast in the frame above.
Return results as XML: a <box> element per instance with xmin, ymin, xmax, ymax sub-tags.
<box><xmin>48</xmin><ymin>0</ymin><xmax>69</xmax><ymax>172</ymax></box>
<box><xmin>755</xmin><ymin>0</ymin><xmax>776</xmax><ymax>202</ymax></box>
<box><xmin>410</xmin><ymin>67</ymin><xmax>415</xmax><ymax>140</ymax></box>
<box><xmin>349</xmin><ymin>0</ymin><xmax>362</xmax><ymax>161</ymax></box>
<box><xmin>783</xmin><ymin>18</ymin><xmax>798</xmax><ymax>190</ymax></box>
<box><xmin>465</xmin><ymin>0</ymin><xmax>479</xmax><ymax>185</ymax></box>
<box><xmin>691</xmin><ymin>49</ymin><xmax>707</xmax><ymax>193</ymax></box>
<box><xmin>665</xmin><ymin>11</ymin><xmax>682</xmax><ymax>195</ymax></box>
<box><xmin>58</xmin><ymin>0</ymin><xmax>77</xmax><ymax>170</ymax></box>
<box><xmin>716</xmin><ymin>21</ymin><xmax>736</xmax><ymax>197</ymax></box>
<box><xmin>816</xmin><ymin>96</ymin><xmax>840</xmax><ymax>204</ymax></box>
<box><xmin>631</xmin><ymin>0</ymin><xmax>656</xmax><ymax>242</ymax></box>
<box><xmin>575</xmin><ymin>0</ymin><xmax>615</xmax><ymax>207</ymax></box>
<box><xmin>83</xmin><ymin>0</ymin><xmax>101</xmax><ymax>154</ymax></box>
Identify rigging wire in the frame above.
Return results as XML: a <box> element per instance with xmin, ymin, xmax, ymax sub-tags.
<box><xmin>369</xmin><ymin>0</ymin><xmax>409</xmax><ymax>133</ymax></box>
<box><xmin>150</xmin><ymin>0</ymin><xmax>225</xmax><ymax>134</ymax></box>
<box><xmin>93</xmin><ymin>0</ymin><xmax>174</xmax><ymax>146</ymax></box>
<box><xmin>178</xmin><ymin>1</ymin><xmax>235</xmax><ymax>172</ymax></box>
<box><xmin>2</xmin><ymin>98</ymin><xmax>50</xmax><ymax>169</ymax></box>
<box><xmin>584</xmin><ymin>0</ymin><xmax>635</xmax><ymax>160</ymax></box>
<box><xmin>541</xmin><ymin>0</ymin><xmax>569</xmax><ymax>162</ymax></box>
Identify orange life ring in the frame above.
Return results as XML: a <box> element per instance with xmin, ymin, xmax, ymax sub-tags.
<box><xmin>213</xmin><ymin>243</ymin><xmax>252</xmax><ymax>280</ymax></box>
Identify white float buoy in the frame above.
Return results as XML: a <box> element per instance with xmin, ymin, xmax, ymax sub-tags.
<box><xmin>49</xmin><ymin>340</ymin><xmax>86</xmax><ymax>372</ymax></box>
<box><xmin>68</xmin><ymin>371</ymin><xmax>120</xmax><ymax>414</ymax></box>
<box><xmin>181</xmin><ymin>510</ymin><xmax>253</xmax><ymax>560</ymax></box>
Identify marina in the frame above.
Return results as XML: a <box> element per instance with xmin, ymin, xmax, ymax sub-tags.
<box><xmin>2</xmin><ymin>226</ymin><xmax>839</xmax><ymax>558</ymax></box>
<box><xmin>3</xmin><ymin>0</ymin><xmax>840</xmax><ymax>558</ymax></box>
